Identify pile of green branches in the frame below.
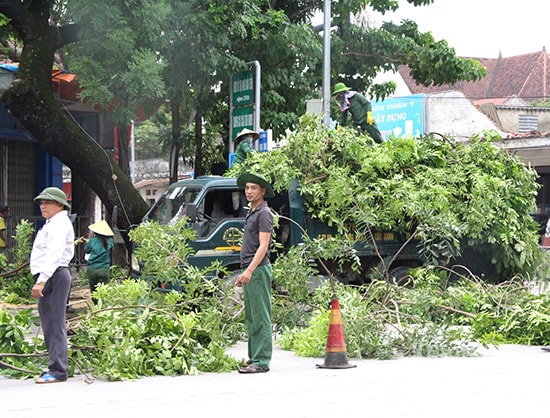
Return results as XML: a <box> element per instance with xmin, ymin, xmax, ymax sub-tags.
<box><xmin>2</xmin><ymin>210</ymin><xmax>550</xmax><ymax>381</ymax></box>
<box><xmin>274</xmin><ymin>255</ymin><xmax>550</xmax><ymax>359</ymax></box>
<box><xmin>0</xmin><ymin>220</ymin><xmax>246</xmax><ymax>381</ymax></box>
<box><xmin>228</xmin><ymin>114</ymin><xmax>542</xmax><ymax>281</ymax></box>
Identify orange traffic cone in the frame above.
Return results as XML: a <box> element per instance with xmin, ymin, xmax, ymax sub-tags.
<box><xmin>316</xmin><ymin>298</ymin><xmax>356</xmax><ymax>369</ymax></box>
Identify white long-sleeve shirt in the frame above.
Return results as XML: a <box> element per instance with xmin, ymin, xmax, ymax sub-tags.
<box><xmin>30</xmin><ymin>210</ymin><xmax>75</xmax><ymax>284</ymax></box>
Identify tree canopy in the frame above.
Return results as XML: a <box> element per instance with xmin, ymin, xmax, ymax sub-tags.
<box><xmin>0</xmin><ymin>0</ymin><xmax>487</xmax><ymax>225</ymax></box>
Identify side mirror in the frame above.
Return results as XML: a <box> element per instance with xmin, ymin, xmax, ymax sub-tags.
<box><xmin>186</xmin><ymin>203</ymin><xmax>197</xmax><ymax>223</ymax></box>
<box><xmin>232</xmin><ymin>191</ymin><xmax>241</xmax><ymax>211</ymax></box>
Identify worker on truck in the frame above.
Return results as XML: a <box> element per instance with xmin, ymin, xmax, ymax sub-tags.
<box><xmin>332</xmin><ymin>82</ymin><xmax>383</xmax><ymax>143</ymax></box>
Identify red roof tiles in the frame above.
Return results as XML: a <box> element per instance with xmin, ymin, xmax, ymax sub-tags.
<box><xmin>399</xmin><ymin>50</ymin><xmax>550</xmax><ymax>103</ymax></box>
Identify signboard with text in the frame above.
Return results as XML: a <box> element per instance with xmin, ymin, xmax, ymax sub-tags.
<box><xmin>232</xmin><ymin>70</ymin><xmax>254</xmax><ymax>107</ymax></box>
<box><xmin>231</xmin><ymin>105</ymin><xmax>254</xmax><ymax>141</ymax></box>
<box><xmin>230</xmin><ymin>68</ymin><xmax>257</xmax><ymax>142</ymax></box>
<box><xmin>372</xmin><ymin>94</ymin><xmax>425</xmax><ymax>141</ymax></box>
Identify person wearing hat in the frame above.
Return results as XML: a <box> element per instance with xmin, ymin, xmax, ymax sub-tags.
<box><xmin>30</xmin><ymin>187</ymin><xmax>75</xmax><ymax>384</ymax></box>
<box><xmin>332</xmin><ymin>82</ymin><xmax>383</xmax><ymax>143</ymax></box>
<box><xmin>235</xmin><ymin>173</ymin><xmax>274</xmax><ymax>374</ymax></box>
<box><xmin>79</xmin><ymin>220</ymin><xmax>114</xmax><ymax>301</ymax></box>
<box><xmin>233</xmin><ymin>128</ymin><xmax>259</xmax><ymax>165</ymax></box>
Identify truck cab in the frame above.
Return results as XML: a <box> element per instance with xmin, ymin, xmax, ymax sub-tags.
<box><xmin>140</xmin><ymin>176</ymin><xmax>247</xmax><ymax>273</ymax></box>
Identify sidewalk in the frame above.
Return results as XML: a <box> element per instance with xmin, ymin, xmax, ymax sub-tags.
<box><xmin>1</xmin><ymin>342</ymin><xmax>549</xmax><ymax>418</ymax></box>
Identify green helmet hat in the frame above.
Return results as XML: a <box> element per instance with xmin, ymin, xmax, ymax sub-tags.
<box><xmin>34</xmin><ymin>187</ymin><xmax>71</xmax><ymax>210</ymax></box>
<box><xmin>332</xmin><ymin>82</ymin><xmax>351</xmax><ymax>95</ymax></box>
<box><xmin>237</xmin><ymin>172</ymin><xmax>275</xmax><ymax>198</ymax></box>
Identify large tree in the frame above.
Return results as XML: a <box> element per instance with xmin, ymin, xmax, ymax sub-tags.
<box><xmin>0</xmin><ymin>0</ymin><xmax>150</xmax><ymax>229</ymax></box>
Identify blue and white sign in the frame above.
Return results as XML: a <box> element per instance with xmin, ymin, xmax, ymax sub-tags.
<box><xmin>372</xmin><ymin>94</ymin><xmax>424</xmax><ymax>141</ymax></box>
<box><xmin>258</xmin><ymin>131</ymin><xmax>268</xmax><ymax>152</ymax></box>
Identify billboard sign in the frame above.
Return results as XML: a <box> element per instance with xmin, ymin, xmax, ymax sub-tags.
<box><xmin>372</xmin><ymin>94</ymin><xmax>425</xmax><ymax>141</ymax></box>
<box><xmin>232</xmin><ymin>70</ymin><xmax>254</xmax><ymax>107</ymax></box>
<box><xmin>231</xmin><ymin>105</ymin><xmax>254</xmax><ymax>141</ymax></box>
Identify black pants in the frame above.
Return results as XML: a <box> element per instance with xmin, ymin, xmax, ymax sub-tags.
<box><xmin>37</xmin><ymin>267</ymin><xmax>72</xmax><ymax>380</ymax></box>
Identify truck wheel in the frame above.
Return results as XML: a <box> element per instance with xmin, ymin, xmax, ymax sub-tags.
<box><xmin>388</xmin><ymin>266</ymin><xmax>413</xmax><ymax>286</ymax></box>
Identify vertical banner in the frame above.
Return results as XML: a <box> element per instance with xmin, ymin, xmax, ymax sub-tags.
<box><xmin>231</xmin><ymin>69</ymin><xmax>255</xmax><ymax>142</ymax></box>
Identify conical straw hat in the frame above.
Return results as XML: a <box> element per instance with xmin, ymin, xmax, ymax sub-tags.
<box><xmin>88</xmin><ymin>220</ymin><xmax>114</xmax><ymax>237</ymax></box>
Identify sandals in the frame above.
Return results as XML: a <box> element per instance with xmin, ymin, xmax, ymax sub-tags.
<box><xmin>36</xmin><ymin>372</ymin><xmax>66</xmax><ymax>384</ymax></box>
<box><xmin>238</xmin><ymin>364</ymin><xmax>269</xmax><ymax>374</ymax></box>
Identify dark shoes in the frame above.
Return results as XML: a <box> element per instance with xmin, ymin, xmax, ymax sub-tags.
<box><xmin>541</xmin><ymin>347</ymin><xmax>550</xmax><ymax>352</ymax></box>
<box><xmin>238</xmin><ymin>363</ymin><xmax>269</xmax><ymax>374</ymax></box>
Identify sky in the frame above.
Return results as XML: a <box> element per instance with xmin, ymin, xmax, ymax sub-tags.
<box><xmin>379</xmin><ymin>0</ymin><xmax>548</xmax><ymax>58</ymax></box>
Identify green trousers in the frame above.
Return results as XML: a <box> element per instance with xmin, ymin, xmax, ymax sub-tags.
<box><xmin>87</xmin><ymin>268</ymin><xmax>110</xmax><ymax>300</ymax></box>
<box><xmin>359</xmin><ymin>122</ymin><xmax>383</xmax><ymax>143</ymax></box>
<box><xmin>243</xmin><ymin>263</ymin><xmax>273</xmax><ymax>369</ymax></box>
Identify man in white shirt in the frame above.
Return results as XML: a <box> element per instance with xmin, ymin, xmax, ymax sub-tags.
<box><xmin>30</xmin><ymin>187</ymin><xmax>74</xmax><ymax>384</ymax></box>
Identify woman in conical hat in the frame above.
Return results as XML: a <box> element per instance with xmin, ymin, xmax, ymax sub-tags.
<box><xmin>233</xmin><ymin>128</ymin><xmax>259</xmax><ymax>165</ymax></box>
<box><xmin>82</xmin><ymin>220</ymin><xmax>114</xmax><ymax>302</ymax></box>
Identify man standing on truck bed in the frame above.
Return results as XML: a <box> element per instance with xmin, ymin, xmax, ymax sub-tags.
<box><xmin>235</xmin><ymin>172</ymin><xmax>274</xmax><ymax>374</ymax></box>
<box><xmin>333</xmin><ymin>82</ymin><xmax>383</xmax><ymax>143</ymax></box>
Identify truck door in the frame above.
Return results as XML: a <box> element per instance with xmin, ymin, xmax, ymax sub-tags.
<box><xmin>189</xmin><ymin>186</ymin><xmax>247</xmax><ymax>270</ymax></box>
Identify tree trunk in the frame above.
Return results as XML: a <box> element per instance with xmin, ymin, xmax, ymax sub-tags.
<box><xmin>0</xmin><ymin>1</ymin><xmax>148</xmax><ymax>229</ymax></box>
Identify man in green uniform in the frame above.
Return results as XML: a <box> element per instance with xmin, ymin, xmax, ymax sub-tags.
<box><xmin>332</xmin><ymin>82</ymin><xmax>383</xmax><ymax>143</ymax></box>
<box><xmin>235</xmin><ymin>172</ymin><xmax>274</xmax><ymax>374</ymax></box>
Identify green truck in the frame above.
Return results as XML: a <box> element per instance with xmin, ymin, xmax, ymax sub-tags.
<box><xmin>131</xmin><ymin>175</ymin><xmax>424</xmax><ymax>285</ymax></box>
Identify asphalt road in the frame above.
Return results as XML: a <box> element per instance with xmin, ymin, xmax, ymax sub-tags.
<box><xmin>1</xmin><ymin>341</ymin><xmax>549</xmax><ymax>418</ymax></box>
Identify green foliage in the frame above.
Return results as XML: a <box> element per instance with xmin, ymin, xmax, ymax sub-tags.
<box><xmin>278</xmin><ymin>309</ymin><xmax>330</xmax><ymax>357</ymax></box>
<box><xmin>273</xmin><ymin>244</ymin><xmax>326</xmax><ymax>303</ymax></box>
<box><xmin>0</xmin><ymin>275</ymin><xmax>244</xmax><ymax>380</ymax></box>
<box><xmin>133</xmin><ymin>117</ymin><xmax>169</xmax><ymax>160</ymax></box>
<box><xmin>64</xmin><ymin>0</ymin><xmax>170</xmax><ymax>124</ymax></box>
<box><xmin>278</xmin><ymin>278</ymin><xmax>478</xmax><ymax>360</ymax></box>
<box><xmin>274</xmin><ymin>242</ymin><xmax>478</xmax><ymax>359</ymax></box>
<box><xmin>11</xmin><ymin>219</ymin><xmax>33</xmax><ymax>266</ymax></box>
<box><xmin>229</xmin><ymin>116</ymin><xmax>542</xmax><ymax>280</ymax></box>
<box><xmin>129</xmin><ymin>218</ymin><xmax>201</xmax><ymax>286</ymax></box>
<box><xmin>0</xmin><ymin>307</ymin><xmax>46</xmax><ymax>377</ymax></box>
<box><xmin>3</xmin><ymin>214</ymin><xmax>550</xmax><ymax>379</ymax></box>
<box><xmin>0</xmin><ymin>219</ymin><xmax>35</xmax><ymax>303</ymax></box>
<box><xmin>277</xmin><ymin>262</ymin><xmax>550</xmax><ymax>360</ymax></box>
<box><xmin>92</xmin><ymin>277</ymin><xmax>156</xmax><ymax>307</ymax></box>
<box><xmin>0</xmin><ymin>215</ymin><xmax>248</xmax><ymax>380</ymax></box>
<box><xmin>529</xmin><ymin>98</ymin><xmax>550</xmax><ymax>107</ymax></box>
<box><xmin>48</xmin><ymin>0</ymin><xmax>486</xmax><ymax>169</ymax></box>
<box><xmin>463</xmin><ymin>279</ymin><xmax>550</xmax><ymax>345</ymax></box>
<box><xmin>69</xmin><ymin>279</ymin><xmax>241</xmax><ymax>380</ymax></box>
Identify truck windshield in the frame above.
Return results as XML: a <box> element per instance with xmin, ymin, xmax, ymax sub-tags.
<box><xmin>144</xmin><ymin>185</ymin><xmax>201</xmax><ymax>225</ymax></box>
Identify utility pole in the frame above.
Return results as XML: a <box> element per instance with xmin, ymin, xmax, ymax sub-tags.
<box><xmin>323</xmin><ymin>0</ymin><xmax>331</xmax><ymax>125</ymax></box>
